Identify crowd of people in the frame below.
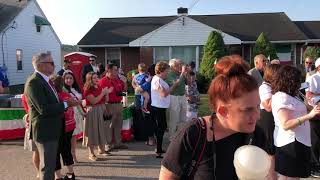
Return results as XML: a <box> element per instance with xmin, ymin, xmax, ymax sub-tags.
<box><xmin>23</xmin><ymin>53</ymin><xmax>129</xmax><ymax>180</ymax></box>
<box><xmin>22</xmin><ymin>50</ymin><xmax>320</xmax><ymax>180</ymax></box>
<box><xmin>160</xmin><ymin>54</ymin><xmax>320</xmax><ymax>180</ymax></box>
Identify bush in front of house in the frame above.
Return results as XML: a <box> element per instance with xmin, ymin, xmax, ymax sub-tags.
<box><xmin>196</xmin><ymin>73</ymin><xmax>210</xmax><ymax>94</ymax></box>
<box><xmin>303</xmin><ymin>46</ymin><xmax>320</xmax><ymax>60</ymax></box>
<box><xmin>199</xmin><ymin>31</ymin><xmax>227</xmax><ymax>92</ymax></box>
<box><xmin>253</xmin><ymin>32</ymin><xmax>278</xmax><ymax>66</ymax></box>
<box><xmin>126</xmin><ymin>69</ymin><xmax>138</xmax><ymax>94</ymax></box>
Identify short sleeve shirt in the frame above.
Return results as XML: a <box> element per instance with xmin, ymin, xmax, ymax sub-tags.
<box><xmin>259</xmin><ymin>82</ymin><xmax>272</xmax><ymax>109</ymax></box>
<box><xmin>83</xmin><ymin>86</ymin><xmax>106</xmax><ymax>106</ymax></box>
<box><xmin>271</xmin><ymin>92</ymin><xmax>311</xmax><ymax>147</ymax></box>
<box><xmin>135</xmin><ymin>73</ymin><xmax>148</xmax><ymax>86</ymax></box>
<box><xmin>151</xmin><ymin>75</ymin><xmax>170</xmax><ymax>108</ymax></box>
<box><xmin>306</xmin><ymin>72</ymin><xmax>320</xmax><ymax>106</ymax></box>
<box><xmin>162</xmin><ymin>120</ymin><xmax>267</xmax><ymax>179</ymax></box>
<box><xmin>99</xmin><ymin>76</ymin><xmax>125</xmax><ymax>103</ymax></box>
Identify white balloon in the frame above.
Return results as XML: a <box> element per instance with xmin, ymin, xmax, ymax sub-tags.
<box><xmin>234</xmin><ymin>145</ymin><xmax>271</xmax><ymax>180</ymax></box>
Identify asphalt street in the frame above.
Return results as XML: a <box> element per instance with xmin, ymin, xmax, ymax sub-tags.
<box><xmin>0</xmin><ymin>138</ymin><xmax>318</xmax><ymax>180</ymax></box>
<box><xmin>0</xmin><ymin>139</ymin><xmax>162</xmax><ymax>180</ymax></box>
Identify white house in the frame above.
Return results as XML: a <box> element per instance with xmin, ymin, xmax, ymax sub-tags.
<box><xmin>0</xmin><ymin>0</ymin><xmax>61</xmax><ymax>86</ymax></box>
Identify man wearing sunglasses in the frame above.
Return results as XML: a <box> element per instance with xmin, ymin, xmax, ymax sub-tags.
<box><xmin>81</xmin><ymin>56</ymin><xmax>98</xmax><ymax>83</ymax></box>
<box><xmin>305</xmin><ymin>57</ymin><xmax>316</xmax><ymax>80</ymax></box>
<box><xmin>298</xmin><ymin>56</ymin><xmax>315</xmax><ymax>81</ymax></box>
<box><xmin>25</xmin><ymin>52</ymin><xmax>80</xmax><ymax>180</ymax></box>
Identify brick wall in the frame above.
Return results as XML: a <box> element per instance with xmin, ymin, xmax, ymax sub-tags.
<box><xmin>121</xmin><ymin>47</ymin><xmax>140</xmax><ymax>73</ymax></box>
<box><xmin>80</xmin><ymin>47</ymin><xmax>105</xmax><ymax>65</ymax></box>
<box><xmin>140</xmin><ymin>47</ymin><xmax>154</xmax><ymax>67</ymax></box>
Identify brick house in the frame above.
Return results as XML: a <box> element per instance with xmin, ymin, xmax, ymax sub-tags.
<box><xmin>78</xmin><ymin>9</ymin><xmax>319</xmax><ymax>73</ymax></box>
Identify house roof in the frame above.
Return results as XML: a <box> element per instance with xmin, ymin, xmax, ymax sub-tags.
<box><xmin>294</xmin><ymin>21</ymin><xmax>320</xmax><ymax>39</ymax></box>
<box><xmin>0</xmin><ymin>0</ymin><xmax>29</xmax><ymax>32</ymax></box>
<box><xmin>78</xmin><ymin>12</ymin><xmax>309</xmax><ymax>46</ymax></box>
<box><xmin>190</xmin><ymin>12</ymin><xmax>308</xmax><ymax>42</ymax></box>
<box><xmin>78</xmin><ymin>16</ymin><xmax>176</xmax><ymax>46</ymax></box>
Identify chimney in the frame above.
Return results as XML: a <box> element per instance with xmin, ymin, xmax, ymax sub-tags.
<box><xmin>177</xmin><ymin>7</ymin><xmax>188</xmax><ymax>16</ymax></box>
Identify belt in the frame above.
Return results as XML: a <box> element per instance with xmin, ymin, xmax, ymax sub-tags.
<box><xmin>108</xmin><ymin>102</ymin><xmax>121</xmax><ymax>104</ymax></box>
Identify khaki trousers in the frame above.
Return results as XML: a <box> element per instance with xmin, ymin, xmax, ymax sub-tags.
<box><xmin>168</xmin><ymin>95</ymin><xmax>187</xmax><ymax>140</ymax></box>
<box><xmin>105</xmin><ymin>103</ymin><xmax>123</xmax><ymax>145</ymax></box>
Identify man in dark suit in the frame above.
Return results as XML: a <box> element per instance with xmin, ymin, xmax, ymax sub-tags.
<box><xmin>57</xmin><ymin>59</ymin><xmax>71</xmax><ymax>76</ymax></box>
<box><xmin>81</xmin><ymin>56</ymin><xmax>97</xmax><ymax>83</ymax></box>
<box><xmin>25</xmin><ymin>52</ymin><xmax>79</xmax><ymax>180</ymax></box>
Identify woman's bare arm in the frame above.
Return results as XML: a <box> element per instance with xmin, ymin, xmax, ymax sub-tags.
<box><xmin>159</xmin><ymin>166</ymin><xmax>179</xmax><ymax>180</ymax></box>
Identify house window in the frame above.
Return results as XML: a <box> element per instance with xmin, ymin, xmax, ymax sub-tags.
<box><xmin>276</xmin><ymin>44</ymin><xmax>292</xmax><ymax>62</ymax></box>
<box><xmin>154</xmin><ymin>47</ymin><xmax>169</xmax><ymax>62</ymax></box>
<box><xmin>172</xmin><ymin>46</ymin><xmax>196</xmax><ymax>64</ymax></box>
<box><xmin>36</xmin><ymin>25</ymin><xmax>41</xmax><ymax>32</ymax></box>
<box><xmin>16</xmin><ymin>49</ymin><xmax>23</xmax><ymax>70</ymax></box>
<box><xmin>106</xmin><ymin>48</ymin><xmax>121</xmax><ymax>67</ymax></box>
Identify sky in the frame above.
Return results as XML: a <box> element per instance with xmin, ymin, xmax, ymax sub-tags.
<box><xmin>36</xmin><ymin>0</ymin><xmax>320</xmax><ymax>45</ymax></box>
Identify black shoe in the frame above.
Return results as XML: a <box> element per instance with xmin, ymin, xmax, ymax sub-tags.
<box><xmin>156</xmin><ymin>153</ymin><xmax>163</xmax><ymax>158</ymax></box>
<box><xmin>311</xmin><ymin>170</ymin><xmax>320</xmax><ymax>178</ymax></box>
<box><xmin>155</xmin><ymin>149</ymin><xmax>166</xmax><ymax>154</ymax></box>
<box><xmin>63</xmin><ymin>173</ymin><xmax>75</xmax><ymax>180</ymax></box>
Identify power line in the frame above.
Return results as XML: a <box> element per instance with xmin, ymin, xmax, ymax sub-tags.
<box><xmin>189</xmin><ymin>0</ymin><xmax>201</xmax><ymax>12</ymax></box>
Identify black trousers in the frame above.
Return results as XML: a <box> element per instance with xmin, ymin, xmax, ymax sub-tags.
<box><xmin>310</xmin><ymin>119</ymin><xmax>320</xmax><ymax>168</ymax></box>
<box><xmin>151</xmin><ymin>106</ymin><xmax>167</xmax><ymax>153</ymax></box>
<box><xmin>55</xmin><ymin>130</ymin><xmax>74</xmax><ymax>170</ymax></box>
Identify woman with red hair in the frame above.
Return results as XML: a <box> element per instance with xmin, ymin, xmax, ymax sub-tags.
<box><xmin>159</xmin><ymin>55</ymin><xmax>267</xmax><ymax>179</ymax></box>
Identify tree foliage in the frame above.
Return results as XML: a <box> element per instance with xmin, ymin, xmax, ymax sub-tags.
<box><xmin>199</xmin><ymin>31</ymin><xmax>227</xmax><ymax>80</ymax></box>
<box><xmin>253</xmin><ymin>32</ymin><xmax>278</xmax><ymax>61</ymax></box>
<box><xmin>303</xmin><ymin>46</ymin><xmax>320</xmax><ymax>60</ymax></box>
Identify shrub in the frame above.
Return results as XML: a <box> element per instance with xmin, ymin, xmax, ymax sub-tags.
<box><xmin>303</xmin><ymin>46</ymin><xmax>320</xmax><ymax>60</ymax></box>
<box><xmin>199</xmin><ymin>31</ymin><xmax>227</xmax><ymax>80</ymax></box>
<box><xmin>196</xmin><ymin>72</ymin><xmax>210</xmax><ymax>94</ymax></box>
<box><xmin>253</xmin><ymin>32</ymin><xmax>278</xmax><ymax>65</ymax></box>
<box><xmin>126</xmin><ymin>69</ymin><xmax>138</xmax><ymax>94</ymax></box>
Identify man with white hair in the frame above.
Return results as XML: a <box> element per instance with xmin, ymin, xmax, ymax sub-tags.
<box><xmin>166</xmin><ymin>59</ymin><xmax>187</xmax><ymax>140</ymax></box>
<box><xmin>306</xmin><ymin>57</ymin><xmax>320</xmax><ymax>177</ymax></box>
<box><xmin>248</xmin><ymin>54</ymin><xmax>268</xmax><ymax>86</ymax></box>
<box><xmin>25</xmin><ymin>52</ymin><xmax>79</xmax><ymax>180</ymax></box>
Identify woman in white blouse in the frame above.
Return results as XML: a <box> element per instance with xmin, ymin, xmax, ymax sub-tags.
<box><xmin>271</xmin><ymin>65</ymin><xmax>320</xmax><ymax>179</ymax></box>
<box><xmin>258</xmin><ymin>64</ymin><xmax>281</xmax><ymax>180</ymax></box>
<box><xmin>151</xmin><ymin>61</ymin><xmax>179</xmax><ymax>158</ymax></box>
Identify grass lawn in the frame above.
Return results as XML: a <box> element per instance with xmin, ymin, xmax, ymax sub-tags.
<box><xmin>127</xmin><ymin>94</ymin><xmax>211</xmax><ymax>117</ymax></box>
<box><xmin>198</xmin><ymin>94</ymin><xmax>211</xmax><ymax>117</ymax></box>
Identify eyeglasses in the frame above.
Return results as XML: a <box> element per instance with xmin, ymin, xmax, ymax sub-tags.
<box><xmin>41</xmin><ymin>61</ymin><xmax>55</xmax><ymax>66</ymax></box>
<box><xmin>305</xmin><ymin>62</ymin><xmax>313</xmax><ymax>65</ymax></box>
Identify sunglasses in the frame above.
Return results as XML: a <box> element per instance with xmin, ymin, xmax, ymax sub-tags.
<box><xmin>305</xmin><ymin>62</ymin><xmax>313</xmax><ymax>65</ymax></box>
<box><xmin>41</xmin><ymin>61</ymin><xmax>55</xmax><ymax>66</ymax></box>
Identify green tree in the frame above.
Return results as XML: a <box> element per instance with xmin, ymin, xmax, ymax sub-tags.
<box><xmin>253</xmin><ymin>32</ymin><xmax>278</xmax><ymax>63</ymax></box>
<box><xmin>199</xmin><ymin>31</ymin><xmax>227</xmax><ymax>80</ymax></box>
<box><xmin>303</xmin><ymin>46</ymin><xmax>320</xmax><ymax>60</ymax></box>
